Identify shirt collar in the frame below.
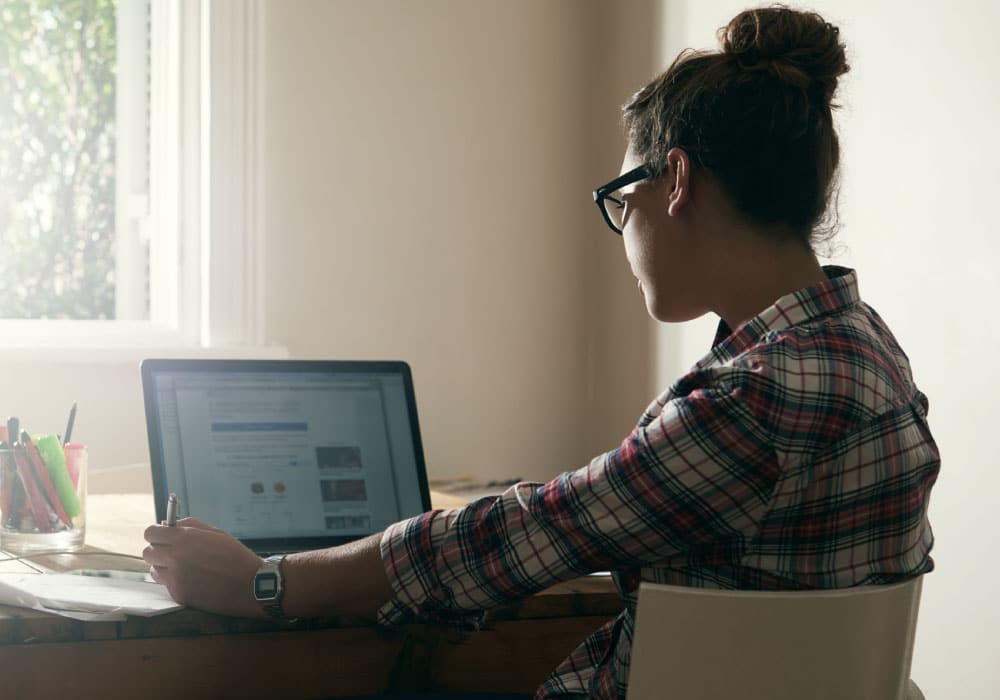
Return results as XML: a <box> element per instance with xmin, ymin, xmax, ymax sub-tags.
<box><xmin>702</xmin><ymin>265</ymin><xmax>860</xmax><ymax>366</ymax></box>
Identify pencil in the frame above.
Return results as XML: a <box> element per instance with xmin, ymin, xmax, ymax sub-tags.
<box><xmin>63</xmin><ymin>402</ymin><xmax>77</xmax><ymax>445</ymax></box>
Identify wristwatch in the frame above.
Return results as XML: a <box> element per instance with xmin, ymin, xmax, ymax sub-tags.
<box><xmin>253</xmin><ymin>554</ymin><xmax>289</xmax><ymax>619</ymax></box>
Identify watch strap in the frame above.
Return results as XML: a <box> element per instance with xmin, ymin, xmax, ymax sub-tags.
<box><xmin>255</xmin><ymin>554</ymin><xmax>290</xmax><ymax>619</ymax></box>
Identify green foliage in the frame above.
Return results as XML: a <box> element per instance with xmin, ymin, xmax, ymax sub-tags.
<box><xmin>0</xmin><ymin>0</ymin><xmax>116</xmax><ymax>319</ymax></box>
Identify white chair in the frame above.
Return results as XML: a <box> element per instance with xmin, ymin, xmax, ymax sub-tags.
<box><xmin>628</xmin><ymin>577</ymin><xmax>925</xmax><ymax>700</ymax></box>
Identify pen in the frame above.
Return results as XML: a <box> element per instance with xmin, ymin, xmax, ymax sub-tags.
<box><xmin>7</xmin><ymin>417</ymin><xmax>19</xmax><ymax>446</ymax></box>
<box><xmin>9</xmin><ymin>441</ymin><xmax>56</xmax><ymax>532</ymax></box>
<box><xmin>166</xmin><ymin>493</ymin><xmax>178</xmax><ymax>527</ymax></box>
<box><xmin>63</xmin><ymin>402</ymin><xmax>77</xmax><ymax>445</ymax></box>
<box><xmin>1</xmin><ymin>445</ymin><xmax>26</xmax><ymax>530</ymax></box>
<box><xmin>0</xmin><ymin>442</ymin><xmax>15</xmax><ymax>522</ymax></box>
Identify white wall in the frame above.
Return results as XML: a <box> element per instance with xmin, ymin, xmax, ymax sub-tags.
<box><xmin>653</xmin><ymin>1</ymin><xmax>1000</xmax><ymax>697</ymax></box>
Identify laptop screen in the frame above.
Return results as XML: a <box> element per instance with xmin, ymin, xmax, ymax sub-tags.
<box><xmin>141</xmin><ymin>360</ymin><xmax>431</xmax><ymax>550</ymax></box>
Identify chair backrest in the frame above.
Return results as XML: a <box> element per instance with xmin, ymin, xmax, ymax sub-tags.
<box><xmin>628</xmin><ymin>577</ymin><xmax>923</xmax><ymax>700</ymax></box>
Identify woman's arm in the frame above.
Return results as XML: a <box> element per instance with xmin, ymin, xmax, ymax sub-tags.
<box><xmin>143</xmin><ymin>518</ymin><xmax>392</xmax><ymax>620</ymax></box>
<box><xmin>281</xmin><ymin>531</ymin><xmax>392</xmax><ymax>620</ymax></box>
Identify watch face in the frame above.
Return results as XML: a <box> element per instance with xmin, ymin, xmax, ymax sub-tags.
<box><xmin>254</xmin><ymin>573</ymin><xmax>279</xmax><ymax>600</ymax></box>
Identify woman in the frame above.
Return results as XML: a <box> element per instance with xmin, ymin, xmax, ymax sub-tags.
<box><xmin>144</xmin><ymin>6</ymin><xmax>940</xmax><ymax>699</ymax></box>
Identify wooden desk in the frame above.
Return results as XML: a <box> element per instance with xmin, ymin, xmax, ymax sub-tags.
<box><xmin>0</xmin><ymin>492</ymin><xmax>621</xmax><ymax>698</ymax></box>
<box><xmin>0</xmin><ymin>558</ymin><xmax>618</xmax><ymax>698</ymax></box>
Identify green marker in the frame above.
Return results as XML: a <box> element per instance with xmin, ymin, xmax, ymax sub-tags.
<box><xmin>34</xmin><ymin>433</ymin><xmax>80</xmax><ymax>518</ymax></box>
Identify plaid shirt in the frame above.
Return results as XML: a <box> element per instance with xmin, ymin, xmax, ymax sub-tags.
<box><xmin>378</xmin><ymin>266</ymin><xmax>940</xmax><ymax>699</ymax></box>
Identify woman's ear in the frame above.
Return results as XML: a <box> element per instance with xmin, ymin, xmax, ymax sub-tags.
<box><xmin>665</xmin><ymin>147</ymin><xmax>691</xmax><ymax>217</ymax></box>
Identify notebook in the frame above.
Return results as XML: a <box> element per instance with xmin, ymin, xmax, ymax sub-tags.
<box><xmin>140</xmin><ymin>359</ymin><xmax>432</xmax><ymax>555</ymax></box>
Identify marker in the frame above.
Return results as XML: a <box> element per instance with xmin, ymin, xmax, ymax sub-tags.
<box><xmin>166</xmin><ymin>493</ymin><xmax>178</xmax><ymax>527</ymax></box>
<box><xmin>21</xmin><ymin>431</ymin><xmax>72</xmax><ymax>527</ymax></box>
<box><xmin>34</xmin><ymin>434</ymin><xmax>80</xmax><ymax>518</ymax></box>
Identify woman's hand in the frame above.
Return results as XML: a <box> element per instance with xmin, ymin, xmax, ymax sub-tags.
<box><xmin>143</xmin><ymin>517</ymin><xmax>266</xmax><ymax>618</ymax></box>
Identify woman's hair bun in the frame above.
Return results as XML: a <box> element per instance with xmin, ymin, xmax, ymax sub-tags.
<box><xmin>719</xmin><ymin>4</ymin><xmax>849</xmax><ymax>102</ymax></box>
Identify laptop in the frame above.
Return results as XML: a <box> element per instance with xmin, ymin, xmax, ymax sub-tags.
<box><xmin>140</xmin><ymin>359</ymin><xmax>432</xmax><ymax>555</ymax></box>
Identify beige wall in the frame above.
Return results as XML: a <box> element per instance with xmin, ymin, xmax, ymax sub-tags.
<box><xmin>0</xmin><ymin>1</ymin><xmax>660</xmax><ymax>481</ymax></box>
<box><xmin>261</xmin><ymin>0</ymin><xmax>659</xmax><ymax>483</ymax></box>
<box><xmin>1</xmin><ymin>357</ymin><xmax>147</xmax><ymax>473</ymax></box>
<box><xmin>1</xmin><ymin>2</ymin><xmax>661</xmax><ymax>482</ymax></box>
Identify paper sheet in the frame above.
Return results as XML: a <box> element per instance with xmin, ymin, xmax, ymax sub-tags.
<box><xmin>0</xmin><ymin>572</ymin><xmax>184</xmax><ymax>621</ymax></box>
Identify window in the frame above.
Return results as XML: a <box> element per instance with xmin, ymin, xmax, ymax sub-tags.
<box><xmin>0</xmin><ymin>0</ymin><xmax>149</xmax><ymax>321</ymax></box>
<box><xmin>0</xmin><ymin>0</ymin><xmax>266</xmax><ymax>351</ymax></box>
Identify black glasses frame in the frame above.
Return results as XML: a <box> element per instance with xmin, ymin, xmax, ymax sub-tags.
<box><xmin>593</xmin><ymin>164</ymin><xmax>652</xmax><ymax>235</ymax></box>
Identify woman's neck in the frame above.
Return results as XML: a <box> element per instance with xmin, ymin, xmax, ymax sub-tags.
<box><xmin>710</xmin><ymin>236</ymin><xmax>828</xmax><ymax>331</ymax></box>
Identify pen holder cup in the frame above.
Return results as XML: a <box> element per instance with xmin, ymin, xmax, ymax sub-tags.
<box><xmin>0</xmin><ymin>440</ymin><xmax>87</xmax><ymax>554</ymax></box>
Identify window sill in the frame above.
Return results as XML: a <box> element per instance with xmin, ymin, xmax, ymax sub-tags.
<box><xmin>0</xmin><ymin>344</ymin><xmax>289</xmax><ymax>365</ymax></box>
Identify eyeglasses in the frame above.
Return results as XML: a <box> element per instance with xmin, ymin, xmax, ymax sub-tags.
<box><xmin>593</xmin><ymin>164</ymin><xmax>652</xmax><ymax>235</ymax></box>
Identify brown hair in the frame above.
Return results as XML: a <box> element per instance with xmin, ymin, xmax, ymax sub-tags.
<box><xmin>623</xmin><ymin>4</ymin><xmax>850</xmax><ymax>248</ymax></box>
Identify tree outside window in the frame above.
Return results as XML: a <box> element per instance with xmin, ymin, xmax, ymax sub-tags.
<box><xmin>0</xmin><ymin>0</ymin><xmax>131</xmax><ymax>320</ymax></box>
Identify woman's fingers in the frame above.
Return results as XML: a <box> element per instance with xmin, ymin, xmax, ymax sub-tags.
<box><xmin>143</xmin><ymin>523</ymin><xmax>181</xmax><ymax>545</ymax></box>
<box><xmin>143</xmin><ymin>544</ymin><xmax>172</xmax><ymax>567</ymax></box>
<box><xmin>144</xmin><ymin>518</ymin><xmax>224</xmax><ymax>548</ymax></box>
<box><xmin>177</xmin><ymin>517</ymin><xmax>225</xmax><ymax>533</ymax></box>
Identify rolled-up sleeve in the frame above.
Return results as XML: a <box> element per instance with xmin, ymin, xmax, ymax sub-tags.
<box><xmin>377</xmin><ymin>376</ymin><xmax>781</xmax><ymax>627</ymax></box>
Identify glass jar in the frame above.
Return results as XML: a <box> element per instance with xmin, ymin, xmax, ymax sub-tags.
<box><xmin>0</xmin><ymin>439</ymin><xmax>87</xmax><ymax>554</ymax></box>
